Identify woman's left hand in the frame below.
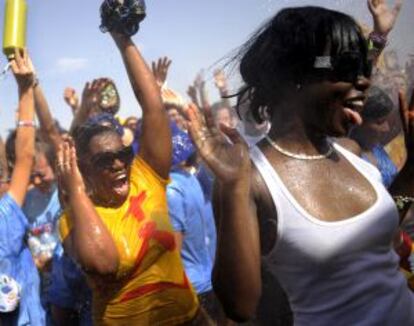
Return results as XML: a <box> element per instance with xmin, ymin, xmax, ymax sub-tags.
<box><xmin>399</xmin><ymin>88</ymin><xmax>414</xmax><ymax>163</ymax></box>
<box><xmin>368</xmin><ymin>0</ymin><xmax>403</xmax><ymax>36</ymax></box>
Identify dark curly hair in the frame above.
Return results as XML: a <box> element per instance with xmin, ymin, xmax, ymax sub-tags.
<box><xmin>72</xmin><ymin>123</ymin><xmax>119</xmax><ymax>168</ymax></box>
<box><xmin>234</xmin><ymin>6</ymin><xmax>368</xmax><ymax>123</ymax></box>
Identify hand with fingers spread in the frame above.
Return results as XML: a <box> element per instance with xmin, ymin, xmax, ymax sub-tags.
<box><xmin>56</xmin><ymin>139</ymin><xmax>86</xmax><ymax>202</ymax></box>
<box><xmin>186</xmin><ymin>103</ymin><xmax>251</xmax><ymax>186</ymax></box>
<box><xmin>63</xmin><ymin>87</ymin><xmax>80</xmax><ymax>114</ymax></box>
<box><xmin>398</xmin><ymin>89</ymin><xmax>414</xmax><ymax>163</ymax></box>
<box><xmin>152</xmin><ymin>57</ymin><xmax>172</xmax><ymax>88</ymax></box>
<box><xmin>80</xmin><ymin>78</ymin><xmax>112</xmax><ymax>116</ymax></box>
<box><xmin>368</xmin><ymin>0</ymin><xmax>403</xmax><ymax>36</ymax></box>
<box><xmin>10</xmin><ymin>48</ymin><xmax>36</xmax><ymax>91</ymax></box>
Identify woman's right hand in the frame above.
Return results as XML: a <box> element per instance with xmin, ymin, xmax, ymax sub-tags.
<box><xmin>186</xmin><ymin>103</ymin><xmax>251</xmax><ymax>187</ymax></box>
<box><xmin>56</xmin><ymin>138</ymin><xmax>86</xmax><ymax>204</ymax></box>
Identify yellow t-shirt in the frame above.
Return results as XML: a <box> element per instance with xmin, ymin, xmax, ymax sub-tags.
<box><xmin>59</xmin><ymin>156</ymin><xmax>199</xmax><ymax>325</ymax></box>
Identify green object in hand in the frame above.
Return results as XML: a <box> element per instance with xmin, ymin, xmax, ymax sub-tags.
<box><xmin>3</xmin><ymin>0</ymin><xmax>27</xmax><ymax>59</ymax></box>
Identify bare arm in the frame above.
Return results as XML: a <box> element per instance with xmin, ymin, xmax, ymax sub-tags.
<box><xmin>214</xmin><ymin>69</ymin><xmax>232</xmax><ymax>109</ymax></box>
<box><xmin>69</xmin><ymin>79</ymin><xmax>107</xmax><ymax>133</ymax></box>
<box><xmin>8</xmin><ymin>49</ymin><xmax>36</xmax><ymax>206</ymax></box>
<box><xmin>186</xmin><ymin>104</ymin><xmax>261</xmax><ymax>321</ymax></box>
<box><xmin>58</xmin><ymin>141</ymin><xmax>119</xmax><ymax>275</ymax></box>
<box><xmin>111</xmin><ymin>32</ymin><xmax>171</xmax><ymax>179</ymax></box>
<box><xmin>33</xmin><ymin>84</ymin><xmax>62</xmax><ymax>151</ymax></box>
<box><xmin>212</xmin><ymin>182</ymin><xmax>261</xmax><ymax>322</ymax></box>
<box><xmin>367</xmin><ymin>0</ymin><xmax>403</xmax><ymax>62</ymax></box>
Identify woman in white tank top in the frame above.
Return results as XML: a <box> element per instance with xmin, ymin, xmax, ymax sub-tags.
<box><xmin>184</xmin><ymin>2</ymin><xmax>414</xmax><ymax>325</ymax></box>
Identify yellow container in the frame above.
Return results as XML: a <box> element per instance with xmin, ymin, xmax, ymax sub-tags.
<box><xmin>2</xmin><ymin>0</ymin><xmax>27</xmax><ymax>59</ymax></box>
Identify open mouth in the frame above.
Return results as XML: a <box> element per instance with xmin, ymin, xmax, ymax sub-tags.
<box><xmin>112</xmin><ymin>172</ymin><xmax>129</xmax><ymax>195</ymax></box>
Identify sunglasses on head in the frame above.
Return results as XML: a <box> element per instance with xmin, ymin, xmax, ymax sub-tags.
<box><xmin>313</xmin><ymin>51</ymin><xmax>373</xmax><ymax>83</ymax></box>
<box><xmin>90</xmin><ymin>146</ymin><xmax>134</xmax><ymax>170</ymax></box>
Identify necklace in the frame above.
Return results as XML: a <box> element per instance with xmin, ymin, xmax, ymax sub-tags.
<box><xmin>265</xmin><ymin>136</ymin><xmax>334</xmax><ymax>160</ymax></box>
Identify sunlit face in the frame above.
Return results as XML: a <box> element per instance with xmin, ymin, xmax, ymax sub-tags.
<box><xmin>167</xmin><ymin>107</ymin><xmax>187</xmax><ymax>130</ymax></box>
<box><xmin>81</xmin><ymin>131</ymin><xmax>133</xmax><ymax>208</ymax></box>
<box><xmin>32</xmin><ymin>152</ymin><xmax>55</xmax><ymax>193</ymax></box>
<box><xmin>302</xmin><ymin>75</ymin><xmax>371</xmax><ymax>138</ymax></box>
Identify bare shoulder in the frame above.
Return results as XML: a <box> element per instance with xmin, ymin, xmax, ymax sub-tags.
<box><xmin>335</xmin><ymin>137</ymin><xmax>362</xmax><ymax>157</ymax></box>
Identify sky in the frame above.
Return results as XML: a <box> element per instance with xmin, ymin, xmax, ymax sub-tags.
<box><xmin>0</xmin><ymin>0</ymin><xmax>412</xmax><ymax>136</ymax></box>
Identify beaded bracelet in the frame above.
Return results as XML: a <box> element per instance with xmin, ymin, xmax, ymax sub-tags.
<box><xmin>393</xmin><ymin>195</ymin><xmax>414</xmax><ymax>211</ymax></box>
<box><xmin>17</xmin><ymin>120</ymin><xmax>36</xmax><ymax>128</ymax></box>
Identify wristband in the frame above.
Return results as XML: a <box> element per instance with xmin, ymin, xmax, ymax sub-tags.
<box><xmin>17</xmin><ymin>120</ymin><xmax>36</xmax><ymax>128</ymax></box>
<box><xmin>368</xmin><ymin>31</ymin><xmax>387</xmax><ymax>51</ymax></box>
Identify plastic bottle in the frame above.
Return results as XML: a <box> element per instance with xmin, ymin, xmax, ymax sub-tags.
<box><xmin>2</xmin><ymin>0</ymin><xmax>27</xmax><ymax>59</ymax></box>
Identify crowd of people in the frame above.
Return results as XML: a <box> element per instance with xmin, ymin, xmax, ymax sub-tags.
<box><xmin>1</xmin><ymin>0</ymin><xmax>414</xmax><ymax>325</ymax></box>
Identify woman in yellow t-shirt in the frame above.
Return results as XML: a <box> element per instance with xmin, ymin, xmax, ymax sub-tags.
<box><xmin>55</xmin><ymin>14</ymin><xmax>203</xmax><ymax>326</ymax></box>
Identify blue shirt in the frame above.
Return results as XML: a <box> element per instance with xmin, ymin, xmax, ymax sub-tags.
<box><xmin>362</xmin><ymin>145</ymin><xmax>398</xmax><ymax>188</ymax></box>
<box><xmin>47</xmin><ymin>248</ymin><xmax>92</xmax><ymax>326</ymax></box>
<box><xmin>22</xmin><ymin>184</ymin><xmax>61</xmax><ymax>229</ymax></box>
<box><xmin>0</xmin><ymin>193</ymin><xmax>45</xmax><ymax>325</ymax></box>
<box><xmin>167</xmin><ymin>170</ymin><xmax>215</xmax><ymax>294</ymax></box>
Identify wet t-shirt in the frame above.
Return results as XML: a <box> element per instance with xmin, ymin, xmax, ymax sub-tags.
<box><xmin>59</xmin><ymin>156</ymin><xmax>198</xmax><ymax>325</ymax></box>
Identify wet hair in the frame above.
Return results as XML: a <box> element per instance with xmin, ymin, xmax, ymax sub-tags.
<box><xmin>72</xmin><ymin>123</ymin><xmax>119</xmax><ymax>163</ymax></box>
<box><xmin>361</xmin><ymin>86</ymin><xmax>394</xmax><ymax>122</ymax></box>
<box><xmin>234</xmin><ymin>6</ymin><xmax>368</xmax><ymax>123</ymax></box>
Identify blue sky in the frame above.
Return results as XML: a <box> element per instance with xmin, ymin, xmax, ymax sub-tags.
<box><xmin>0</xmin><ymin>0</ymin><xmax>412</xmax><ymax>136</ymax></box>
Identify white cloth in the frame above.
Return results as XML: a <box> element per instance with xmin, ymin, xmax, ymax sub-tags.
<box><xmin>0</xmin><ymin>274</ymin><xmax>20</xmax><ymax>312</ymax></box>
<box><xmin>250</xmin><ymin>143</ymin><xmax>414</xmax><ymax>326</ymax></box>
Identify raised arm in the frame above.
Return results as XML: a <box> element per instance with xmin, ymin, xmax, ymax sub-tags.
<box><xmin>33</xmin><ymin>82</ymin><xmax>62</xmax><ymax>151</ymax></box>
<box><xmin>8</xmin><ymin>49</ymin><xmax>36</xmax><ymax>206</ymax></box>
<box><xmin>69</xmin><ymin>79</ymin><xmax>108</xmax><ymax>133</ymax></box>
<box><xmin>57</xmin><ymin>140</ymin><xmax>119</xmax><ymax>275</ymax></box>
<box><xmin>186</xmin><ymin>104</ymin><xmax>261</xmax><ymax>321</ymax></box>
<box><xmin>214</xmin><ymin>69</ymin><xmax>232</xmax><ymax>109</ymax></box>
<box><xmin>367</xmin><ymin>0</ymin><xmax>403</xmax><ymax>62</ymax></box>
<box><xmin>111</xmin><ymin>32</ymin><xmax>171</xmax><ymax>179</ymax></box>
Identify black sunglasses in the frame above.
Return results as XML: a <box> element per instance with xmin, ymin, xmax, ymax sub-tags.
<box><xmin>314</xmin><ymin>51</ymin><xmax>373</xmax><ymax>83</ymax></box>
<box><xmin>90</xmin><ymin>146</ymin><xmax>134</xmax><ymax>170</ymax></box>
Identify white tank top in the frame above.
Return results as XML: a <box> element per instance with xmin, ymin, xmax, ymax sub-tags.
<box><xmin>250</xmin><ymin>143</ymin><xmax>414</xmax><ymax>326</ymax></box>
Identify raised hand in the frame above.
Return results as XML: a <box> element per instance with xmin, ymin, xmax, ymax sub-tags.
<box><xmin>187</xmin><ymin>84</ymin><xmax>199</xmax><ymax>106</ymax></box>
<box><xmin>368</xmin><ymin>0</ymin><xmax>403</xmax><ymax>36</ymax></box>
<box><xmin>63</xmin><ymin>87</ymin><xmax>80</xmax><ymax>113</ymax></box>
<box><xmin>185</xmin><ymin>103</ymin><xmax>251</xmax><ymax>185</ymax></box>
<box><xmin>10</xmin><ymin>48</ymin><xmax>35</xmax><ymax>91</ymax></box>
<box><xmin>152</xmin><ymin>57</ymin><xmax>172</xmax><ymax>88</ymax></box>
<box><xmin>214</xmin><ymin>69</ymin><xmax>228</xmax><ymax>91</ymax></box>
<box><xmin>398</xmin><ymin>88</ymin><xmax>414</xmax><ymax>163</ymax></box>
<box><xmin>56</xmin><ymin>137</ymin><xmax>86</xmax><ymax>206</ymax></box>
<box><xmin>193</xmin><ymin>70</ymin><xmax>206</xmax><ymax>90</ymax></box>
<box><xmin>79</xmin><ymin>78</ymin><xmax>111</xmax><ymax>117</ymax></box>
